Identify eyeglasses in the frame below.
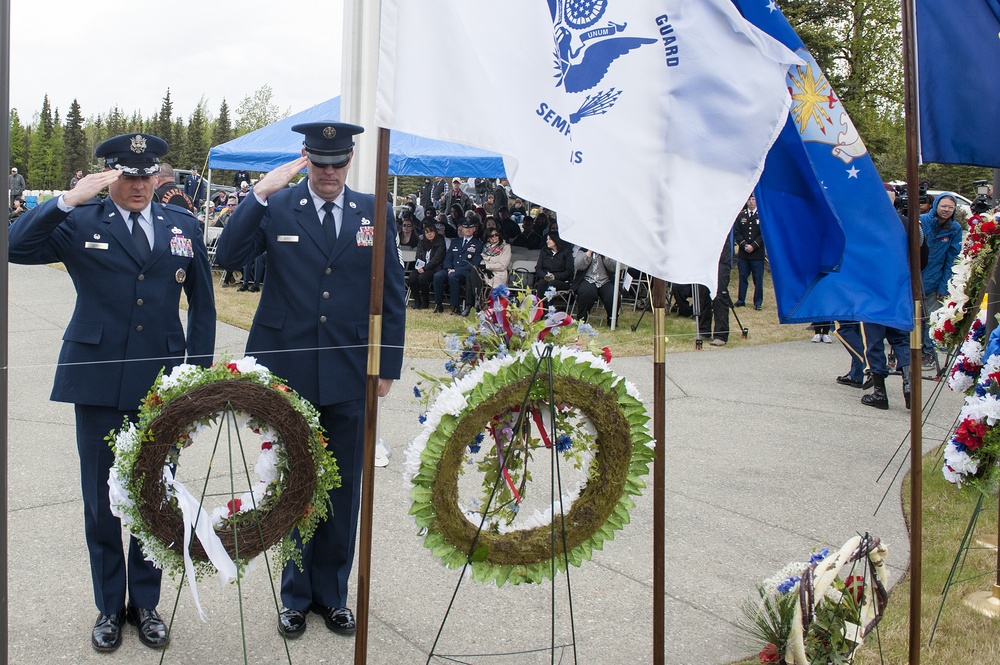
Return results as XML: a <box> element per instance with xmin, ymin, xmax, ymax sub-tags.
<box><xmin>402</xmin><ymin>224</ymin><xmax>413</xmax><ymax>228</ymax></box>
<box><xmin>488</xmin><ymin>233</ymin><xmax>500</xmax><ymax>238</ymax></box>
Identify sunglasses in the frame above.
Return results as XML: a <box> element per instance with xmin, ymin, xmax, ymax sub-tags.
<box><xmin>309</xmin><ymin>159</ymin><xmax>347</xmax><ymax>170</ymax></box>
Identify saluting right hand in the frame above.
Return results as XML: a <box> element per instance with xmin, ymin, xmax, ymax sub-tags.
<box><xmin>62</xmin><ymin>170</ymin><xmax>122</xmax><ymax>207</ymax></box>
<box><xmin>253</xmin><ymin>156</ymin><xmax>309</xmax><ymax>201</ymax></box>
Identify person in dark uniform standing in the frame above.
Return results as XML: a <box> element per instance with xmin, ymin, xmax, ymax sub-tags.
<box><xmin>214</xmin><ymin>122</ymin><xmax>406</xmax><ymax>639</ymax></box>
<box><xmin>184</xmin><ymin>166</ymin><xmax>205</xmax><ymax>209</ymax></box>
<box><xmin>733</xmin><ymin>194</ymin><xmax>766</xmax><ymax>310</ymax></box>
<box><xmin>8</xmin><ymin>133</ymin><xmax>216</xmax><ymax>652</ymax></box>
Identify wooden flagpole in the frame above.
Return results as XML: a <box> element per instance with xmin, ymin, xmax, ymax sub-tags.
<box><xmin>652</xmin><ymin>278</ymin><xmax>667</xmax><ymax>664</ymax></box>
<box><xmin>354</xmin><ymin>127</ymin><xmax>392</xmax><ymax>664</ymax></box>
<box><xmin>900</xmin><ymin>1</ymin><xmax>923</xmax><ymax>661</ymax></box>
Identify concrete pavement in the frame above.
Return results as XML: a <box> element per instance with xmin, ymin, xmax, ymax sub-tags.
<box><xmin>6</xmin><ymin>263</ymin><xmax>963</xmax><ymax>664</ymax></box>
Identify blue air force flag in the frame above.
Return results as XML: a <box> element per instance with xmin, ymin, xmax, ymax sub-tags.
<box><xmin>732</xmin><ymin>0</ymin><xmax>912</xmax><ymax>330</ymax></box>
<box><xmin>376</xmin><ymin>0</ymin><xmax>801</xmax><ymax>294</ymax></box>
<box><xmin>916</xmin><ymin>0</ymin><xmax>1000</xmax><ymax>168</ymax></box>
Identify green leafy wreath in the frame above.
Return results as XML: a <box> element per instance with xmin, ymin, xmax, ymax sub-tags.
<box><xmin>404</xmin><ymin>346</ymin><xmax>654</xmax><ymax>586</ymax></box>
<box><xmin>109</xmin><ymin>356</ymin><xmax>340</xmax><ymax>581</ymax></box>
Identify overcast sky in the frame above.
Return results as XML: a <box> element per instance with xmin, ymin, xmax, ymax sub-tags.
<box><xmin>10</xmin><ymin>0</ymin><xmax>345</xmax><ymax>124</ymax></box>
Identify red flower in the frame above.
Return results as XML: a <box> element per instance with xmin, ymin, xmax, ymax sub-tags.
<box><xmin>933</xmin><ymin>329</ymin><xmax>945</xmax><ymax>341</ymax></box>
<box><xmin>303</xmin><ymin>504</ymin><xmax>315</xmax><ymax>518</ymax></box>
<box><xmin>145</xmin><ymin>392</ymin><xmax>162</xmax><ymax>407</ymax></box>
<box><xmin>956</xmin><ymin>417</ymin><xmax>988</xmax><ymax>451</ymax></box>
<box><xmin>981</xmin><ymin>220</ymin><xmax>998</xmax><ymax>234</ymax></box>
<box><xmin>943</xmin><ymin>319</ymin><xmax>955</xmax><ymax>333</ymax></box>
<box><xmin>261</xmin><ymin>441</ymin><xmax>273</xmax><ymax>450</ymax></box>
<box><xmin>227</xmin><ymin>362</ymin><xmax>240</xmax><ymax>374</ymax></box>
<box><xmin>759</xmin><ymin>643</ymin><xmax>779</xmax><ymax>663</ymax></box>
<box><xmin>601</xmin><ymin>347</ymin><xmax>612</xmax><ymax>363</ymax></box>
<box><xmin>845</xmin><ymin>575</ymin><xmax>865</xmax><ymax>604</ymax></box>
<box><xmin>226</xmin><ymin>498</ymin><xmax>242</xmax><ymax>516</ymax></box>
<box><xmin>272</xmin><ymin>383</ymin><xmax>291</xmax><ymax>392</ymax></box>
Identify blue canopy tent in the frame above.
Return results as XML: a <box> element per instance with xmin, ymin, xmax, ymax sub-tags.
<box><xmin>208</xmin><ymin>96</ymin><xmax>506</xmax><ymax>177</ymax></box>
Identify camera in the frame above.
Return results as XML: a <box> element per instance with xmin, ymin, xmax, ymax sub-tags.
<box><xmin>971</xmin><ymin>180</ymin><xmax>993</xmax><ymax>214</ymax></box>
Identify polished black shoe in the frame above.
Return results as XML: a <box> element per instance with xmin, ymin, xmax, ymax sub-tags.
<box><xmin>311</xmin><ymin>604</ymin><xmax>356</xmax><ymax>634</ymax></box>
<box><xmin>237</xmin><ymin>284</ymin><xmax>249</xmax><ymax>292</ymax></box>
<box><xmin>754</xmin><ymin>305</ymin><xmax>762</xmax><ymax>311</ymax></box>
<box><xmin>861</xmin><ymin>375</ymin><xmax>889</xmax><ymax>410</ymax></box>
<box><xmin>126</xmin><ymin>604</ymin><xmax>169</xmax><ymax>649</ymax></box>
<box><xmin>451</xmin><ymin>306</ymin><xmax>462</xmax><ymax>315</ymax></box>
<box><xmin>734</xmin><ymin>301</ymin><xmax>745</xmax><ymax>307</ymax></box>
<box><xmin>92</xmin><ymin>609</ymin><xmax>127</xmax><ymax>652</ymax></box>
<box><xmin>249</xmin><ymin>285</ymin><xmax>260</xmax><ymax>292</ymax></box>
<box><xmin>432</xmin><ymin>304</ymin><xmax>444</xmax><ymax>314</ymax></box>
<box><xmin>835</xmin><ymin>374</ymin><xmax>872</xmax><ymax>390</ymax></box>
<box><xmin>278</xmin><ymin>607</ymin><xmax>307</xmax><ymax>639</ymax></box>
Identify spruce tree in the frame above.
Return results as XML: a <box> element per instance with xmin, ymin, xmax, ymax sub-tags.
<box><xmin>63</xmin><ymin>99</ymin><xmax>89</xmax><ymax>184</ymax></box>
<box><xmin>9</xmin><ymin>109</ymin><xmax>27</xmax><ymax>172</ymax></box>
<box><xmin>184</xmin><ymin>98</ymin><xmax>211</xmax><ymax>171</ymax></box>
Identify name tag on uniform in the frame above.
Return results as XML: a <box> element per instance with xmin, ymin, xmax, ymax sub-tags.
<box><xmin>170</xmin><ymin>235</ymin><xmax>195</xmax><ymax>258</ymax></box>
<box><xmin>356</xmin><ymin>226</ymin><xmax>374</xmax><ymax>247</ymax></box>
<box><xmin>277</xmin><ymin>235</ymin><xmax>299</xmax><ymax>242</ymax></box>
<box><xmin>85</xmin><ymin>242</ymin><xmax>109</xmax><ymax>250</ymax></box>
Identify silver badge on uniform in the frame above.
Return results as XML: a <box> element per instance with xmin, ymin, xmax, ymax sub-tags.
<box><xmin>175</xmin><ymin>268</ymin><xmax>186</xmax><ymax>283</ymax></box>
<box><xmin>361</xmin><ymin>217</ymin><xmax>371</xmax><ymax>225</ymax></box>
<box><xmin>171</xmin><ymin>227</ymin><xmax>183</xmax><ymax>234</ymax></box>
<box><xmin>349</xmin><ymin>201</ymin><xmax>357</xmax><ymax>209</ymax></box>
<box><xmin>300</xmin><ymin>198</ymin><xmax>309</xmax><ymax>206</ymax></box>
<box><xmin>93</xmin><ymin>233</ymin><xmax>101</xmax><ymax>239</ymax></box>
<box><xmin>130</xmin><ymin>134</ymin><xmax>147</xmax><ymax>153</ymax></box>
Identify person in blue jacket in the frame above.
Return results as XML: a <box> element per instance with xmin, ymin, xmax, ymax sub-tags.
<box><xmin>214</xmin><ymin>122</ymin><xmax>406</xmax><ymax>639</ymax></box>
<box><xmin>8</xmin><ymin>133</ymin><xmax>216</xmax><ymax>652</ymax></box>
<box><xmin>920</xmin><ymin>192</ymin><xmax>963</xmax><ymax>365</ymax></box>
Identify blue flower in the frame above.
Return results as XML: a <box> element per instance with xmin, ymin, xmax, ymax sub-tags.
<box><xmin>777</xmin><ymin>576</ymin><xmax>801</xmax><ymax>595</ymax></box>
<box><xmin>460</xmin><ymin>350</ymin><xmax>477</xmax><ymax>364</ymax></box>
<box><xmin>418</xmin><ymin>413</ymin><xmax>427</xmax><ymax>424</ymax></box>
<box><xmin>413</xmin><ymin>386</ymin><xmax>421</xmax><ymax>398</ymax></box>
<box><xmin>469</xmin><ymin>431</ymin><xmax>484</xmax><ymax>453</ymax></box>
<box><xmin>544</xmin><ymin>286</ymin><xmax>557</xmax><ymax>300</ymax></box>
<box><xmin>445</xmin><ymin>360</ymin><xmax>457</xmax><ymax>376</ymax></box>
<box><xmin>577</xmin><ymin>322</ymin><xmax>597</xmax><ymax>338</ymax></box>
<box><xmin>556</xmin><ymin>434</ymin><xmax>572</xmax><ymax>452</ymax></box>
<box><xmin>491</xmin><ymin>284</ymin><xmax>510</xmax><ymax>299</ymax></box>
<box><xmin>809</xmin><ymin>548</ymin><xmax>829</xmax><ymax>564</ymax></box>
<box><xmin>497</xmin><ymin>344</ymin><xmax>509</xmax><ymax>359</ymax></box>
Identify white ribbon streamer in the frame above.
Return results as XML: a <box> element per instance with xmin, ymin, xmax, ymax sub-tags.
<box><xmin>163</xmin><ymin>468</ymin><xmax>239</xmax><ymax>621</ymax></box>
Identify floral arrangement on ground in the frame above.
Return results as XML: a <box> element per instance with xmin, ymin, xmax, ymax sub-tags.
<box><xmin>405</xmin><ymin>284</ymin><xmax>654</xmax><ymax>586</ymax></box>
<box><xmin>740</xmin><ymin>535</ymin><xmax>888</xmax><ymax>665</ymax></box>
<box><xmin>929</xmin><ymin>208</ymin><xmax>1000</xmax><ymax>351</ymax></box>
<box><xmin>108</xmin><ymin>356</ymin><xmax>340</xmax><ymax>584</ymax></box>
<box><xmin>942</xmin><ymin>341</ymin><xmax>1000</xmax><ymax>494</ymax></box>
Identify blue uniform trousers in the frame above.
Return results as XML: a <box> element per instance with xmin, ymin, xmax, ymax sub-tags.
<box><xmin>76</xmin><ymin>405</ymin><xmax>161</xmax><ymax>614</ymax></box>
<box><xmin>736</xmin><ymin>258</ymin><xmax>765</xmax><ymax>308</ymax></box>
<box><xmin>281</xmin><ymin>398</ymin><xmax>364</xmax><ymax>611</ymax></box>
<box><xmin>835</xmin><ymin>322</ymin><xmax>865</xmax><ymax>382</ymax></box>
<box><xmin>861</xmin><ymin>323</ymin><xmax>910</xmax><ymax>376</ymax></box>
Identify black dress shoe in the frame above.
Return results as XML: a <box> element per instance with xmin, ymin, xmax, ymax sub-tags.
<box><xmin>249</xmin><ymin>285</ymin><xmax>260</xmax><ymax>292</ymax></box>
<box><xmin>433</xmin><ymin>304</ymin><xmax>444</xmax><ymax>313</ymax></box>
<box><xmin>278</xmin><ymin>607</ymin><xmax>307</xmax><ymax>639</ymax></box>
<box><xmin>310</xmin><ymin>604</ymin><xmax>356</xmax><ymax>634</ymax></box>
<box><xmin>836</xmin><ymin>374</ymin><xmax>866</xmax><ymax>389</ymax></box>
<box><xmin>127</xmin><ymin>604</ymin><xmax>169</xmax><ymax>649</ymax></box>
<box><xmin>92</xmin><ymin>609</ymin><xmax>126</xmax><ymax>652</ymax></box>
<box><xmin>237</xmin><ymin>284</ymin><xmax>249</xmax><ymax>292</ymax></box>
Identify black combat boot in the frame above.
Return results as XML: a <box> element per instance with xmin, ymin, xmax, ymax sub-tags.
<box><xmin>861</xmin><ymin>374</ymin><xmax>889</xmax><ymax>410</ymax></box>
<box><xmin>901</xmin><ymin>366</ymin><xmax>911</xmax><ymax>410</ymax></box>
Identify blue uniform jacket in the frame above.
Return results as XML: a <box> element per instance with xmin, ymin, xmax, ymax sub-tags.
<box><xmin>8</xmin><ymin>196</ymin><xmax>216</xmax><ymax>410</ymax></box>
<box><xmin>442</xmin><ymin>236</ymin><xmax>484</xmax><ymax>274</ymax></box>
<box><xmin>214</xmin><ymin>180</ymin><xmax>406</xmax><ymax>406</ymax></box>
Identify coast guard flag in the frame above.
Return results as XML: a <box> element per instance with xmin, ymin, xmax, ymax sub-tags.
<box><xmin>732</xmin><ymin>0</ymin><xmax>912</xmax><ymax>330</ymax></box>
<box><xmin>916</xmin><ymin>0</ymin><xmax>1000</xmax><ymax>167</ymax></box>
<box><xmin>376</xmin><ymin>0</ymin><xmax>801</xmax><ymax>293</ymax></box>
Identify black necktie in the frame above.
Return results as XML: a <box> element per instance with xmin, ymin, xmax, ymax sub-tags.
<box><xmin>322</xmin><ymin>201</ymin><xmax>337</xmax><ymax>251</ymax></box>
<box><xmin>130</xmin><ymin>212</ymin><xmax>150</xmax><ymax>261</ymax></box>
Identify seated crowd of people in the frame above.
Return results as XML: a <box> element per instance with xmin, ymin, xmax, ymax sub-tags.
<box><xmin>400</xmin><ymin>176</ymin><xmax>620</xmax><ymax>322</ymax></box>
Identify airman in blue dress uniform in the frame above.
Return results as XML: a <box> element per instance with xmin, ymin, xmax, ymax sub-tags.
<box><xmin>8</xmin><ymin>133</ymin><xmax>217</xmax><ymax>652</ymax></box>
<box><xmin>214</xmin><ymin>121</ymin><xmax>406</xmax><ymax>639</ymax></box>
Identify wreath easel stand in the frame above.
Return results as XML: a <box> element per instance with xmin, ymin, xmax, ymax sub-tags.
<box><xmin>155</xmin><ymin>403</ymin><xmax>294</xmax><ymax>665</ymax></box>
<box><xmin>425</xmin><ymin>344</ymin><xmax>580</xmax><ymax>664</ymax></box>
